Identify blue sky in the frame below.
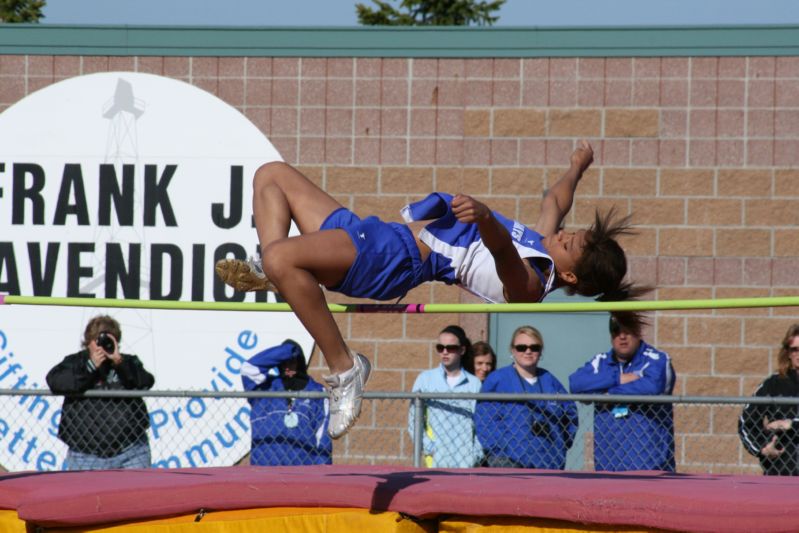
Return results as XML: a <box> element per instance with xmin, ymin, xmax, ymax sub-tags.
<box><xmin>42</xmin><ymin>0</ymin><xmax>799</xmax><ymax>26</ymax></box>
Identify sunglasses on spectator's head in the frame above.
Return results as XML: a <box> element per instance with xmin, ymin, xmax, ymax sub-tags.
<box><xmin>436</xmin><ymin>344</ymin><xmax>461</xmax><ymax>353</ymax></box>
<box><xmin>513</xmin><ymin>344</ymin><xmax>542</xmax><ymax>353</ymax></box>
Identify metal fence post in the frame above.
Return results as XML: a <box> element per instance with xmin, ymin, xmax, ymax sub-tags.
<box><xmin>413</xmin><ymin>395</ymin><xmax>424</xmax><ymax>468</ymax></box>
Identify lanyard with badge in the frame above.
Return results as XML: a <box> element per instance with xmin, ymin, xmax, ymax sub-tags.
<box><xmin>284</xmin><ymin>397</ymin><xmax>299</xmax><ymax>428</ymax></box>
<box><xmin>612</xmin><ymin>360</ymin><xmax>630</xmax><ymax>419</ymax></box>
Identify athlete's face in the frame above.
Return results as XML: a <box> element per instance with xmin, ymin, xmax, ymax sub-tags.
<box><xmin>543</xmin><ymin>229</ymin><xmax>587</xmax><ymax>284</ymax></box>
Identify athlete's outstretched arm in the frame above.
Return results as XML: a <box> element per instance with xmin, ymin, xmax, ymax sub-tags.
<box><xmin>451</xmin><ymin>194</ymin><xmax>541</xmax><ymax>302</ymax></box>
<box><xmin>534</xmin><ymin>140</ymin><xmax>594</xmax><ymax>237</ymax></box>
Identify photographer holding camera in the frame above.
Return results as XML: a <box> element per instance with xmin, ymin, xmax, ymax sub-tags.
<box><xmin>46</xmin><ymin>315</ymin><xmax>155</xmax><ymax>470</ymax></box>
<box><xmin>475</xmin><ymin>325</ymin><xmax>577</xmax><ymax>469</ymax></box>
<box><xmin>739</xmin><ymin>323</ymin><xmax>799</xmax><ymax>476</ymax></box>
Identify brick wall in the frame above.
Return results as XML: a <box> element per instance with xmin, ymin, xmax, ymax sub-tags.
<box><xmin>1</xmin><ymin>54</ymin><xmax>798</xmax><ymax>472</ymax></box>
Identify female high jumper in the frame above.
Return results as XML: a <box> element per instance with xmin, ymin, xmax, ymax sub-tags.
<box><xmin>216</xmin><ymin>140</ymin><xmax>642</xmax><ymax>439</ymax></box>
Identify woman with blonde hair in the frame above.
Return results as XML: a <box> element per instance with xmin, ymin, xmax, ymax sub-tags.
<box><xmin>475</xmin><ymin>325</ymin><xmax>577</xmax><ymax>469</ymax></box>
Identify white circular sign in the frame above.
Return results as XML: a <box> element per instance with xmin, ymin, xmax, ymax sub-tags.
<box><xmin>0</xmin><ymin>72</ymin><xmax>313</xmax><ymax>471</ymax></box>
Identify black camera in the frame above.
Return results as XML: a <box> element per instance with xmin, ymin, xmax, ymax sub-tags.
<box><xmin>97</xmin><ymin>332</ymin><xmax>115</xmax><ymax>354</ymax></box>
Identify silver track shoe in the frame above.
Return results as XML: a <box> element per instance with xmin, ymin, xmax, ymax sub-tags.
<box><xmin>324</xmin><ymin>351</ymin><xmax>372</xmax><ymax>439</ymax></box>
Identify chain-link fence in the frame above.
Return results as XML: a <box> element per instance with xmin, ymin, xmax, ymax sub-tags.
<box><xmin>0</xmin><ymin>389</ymin><xmax>796</xmax><ymax>475</ymax></box>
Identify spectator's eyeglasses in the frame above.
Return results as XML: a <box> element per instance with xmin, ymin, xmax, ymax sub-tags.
<box><xmin>513</xmin><ymin>344</ymin><xmax>542</xmax><ymax>353</ymax></box>
<box><xmin>789</xmin><ymin>346</ymin><xmax>799</xmax><ymax>353</ymax></box>
<box><xmin>436</xmin><ymin>344</ymin><xmax>461</xmax><ymax>353</ymax></box>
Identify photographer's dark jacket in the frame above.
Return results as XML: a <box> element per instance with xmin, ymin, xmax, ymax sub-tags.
<box><xmin>738</xmin><ymin>369</ymin><xmax>799</xmax><ymax>476</ymax></box>
<box><xmin>46</xmin><ymin>350</ymin><xmax>154</xmax><ymax>457</ymax></box>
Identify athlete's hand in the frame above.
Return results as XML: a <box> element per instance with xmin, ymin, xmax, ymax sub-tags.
<box><xmin>570</xmin><ymin>139</ymin><xmax>594</xmax><ymax>173</ymax></box>
<box><xmin>451</xmin><ymin>194</ymin><xmax>490</xmax><ymax>224</ymax></box>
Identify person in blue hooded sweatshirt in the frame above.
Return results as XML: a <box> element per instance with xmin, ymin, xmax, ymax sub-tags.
<box><xmin>569</xmin><ymin>312</ymin><xmax>676</xmax><ymax>472</ymax></box>
<box><xmin>475</xmin><ymin>325</ymin><xmax>577</xmax><ymax>469</ymax></box>
<box><xmin>241</xmin><ymin>339</ymin><xmax>332</xmax><ymax>466</ymax></box>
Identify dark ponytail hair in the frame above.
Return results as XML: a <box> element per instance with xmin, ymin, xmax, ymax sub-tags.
<box><xmin>609</xmin><ymin>312</ymin><xmax>650</xmax><ymax>338</ymax></box>
<box><xmin>440</xmin><ymin>325</ymin><xmax>472</xmax><ymax>360</ymax></box>
<box><xmin>571</xmin><ymin>207</ymin><xmax>651</xmax><ymax>303</ymax></box>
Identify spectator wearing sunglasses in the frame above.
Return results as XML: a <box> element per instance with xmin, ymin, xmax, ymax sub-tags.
<box><xmin>569</xmin><ymin>312</ymin><xmax>676</xmax><ymax>472</ymax></box>
<box><xmin>739</xmin><ymin>323</ymin><xmax>799</xmax><ymax>476</ymax></box>
<box><xmin>475</xmin><ymin>325</ymin><xmax>577</xmax><ymax>469</ymax></box>
<box><xmin>408</xmin><ymin>325</ymin><xmax>483</xmax><ymax>468</ymax></box>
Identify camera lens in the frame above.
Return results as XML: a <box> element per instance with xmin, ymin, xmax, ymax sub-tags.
<box><xmin>97</xmin><ymin>332</ymin><xmax>115</xmax><ymax>354</ymax></box>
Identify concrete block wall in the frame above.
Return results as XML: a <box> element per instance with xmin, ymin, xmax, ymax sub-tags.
<box><xmin>2</xmin><ymin>53</ymin><xmax>798</xmax><ymax>472</ymax></box>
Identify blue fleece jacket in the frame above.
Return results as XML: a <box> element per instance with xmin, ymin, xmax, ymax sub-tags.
<box><xmin>569</xmin><ymin>340</ymin><xmax>676</xmax><ymax>472</ymax></box>
<box><xmin>475</xmin><ymin>365</ymin><xmax>577</xmax><ymax>469</ymax></box>
<box><xmin>241</xmin><ymin>342</ymin><xmax>332</xmax><ymax>466</ymax></box>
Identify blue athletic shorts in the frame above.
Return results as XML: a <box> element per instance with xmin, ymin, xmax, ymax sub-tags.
<box><xmin>320</xmin><ymin>207</ymin><xmax>423</xmax><ymax>300</ymax></box>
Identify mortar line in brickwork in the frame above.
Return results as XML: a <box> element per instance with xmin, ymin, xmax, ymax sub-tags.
<box><xmin>742</xmin><ymin>57</ymin><xmax>749</xmax><ymax>166</ymax></box>
<box><xmin>770</xmin><ymin>60</ymin><xmax>777</xmax><ymax>166</ymax></box>
<box><xmin>323</xmin><ymin>58</ymin><xmax>328</xmax><ymax>164</ymax></box>
<box><xmin>268</xmin><ymin>58</ymin><xmax>274</xmax><ymax>138</ymax></box>
<box><xmin>714</xmin><ymin>56</ymin><xmax>720</xmax><ymax>169</ymax></box>
<box><xmin>655</xmin><ymin>57</ymin><xmax>663</xmax><ymax>168</ymax></box>
<box><xmin>434</xmin><ymin>58</ymin><xmax>439</xmax><ymax>166</ymax></box>
<box><xmin>378</xmin><ymin>57</ymin><xmax>384</xmax><ymax>168</ymax></box>
<box><xmin>687</xmin><ymin>57</ymin><xmax>693</xmax><ymax>167</ymax></box>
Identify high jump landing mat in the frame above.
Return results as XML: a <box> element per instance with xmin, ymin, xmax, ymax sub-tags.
<box><xmin>0</xmin><ymin>465</ymin><xmax>796</xmax><ymax>532</ymax></box>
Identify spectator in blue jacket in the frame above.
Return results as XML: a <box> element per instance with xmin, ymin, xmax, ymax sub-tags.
<box><xmin>569</xmin><ymin>312</ymin><xmax>676</xmax><ymax>472</ymax></box>
<box><xmin>241</xmin><ymin>339</ymin><xmax>332</xmax><ymax>466</ymax></box>
<box><xmin>475</xmin><ymin>325</ymin><xmax>577</xmax><ymax>469</ymax></box>
<box><xmin>408</xmin><ymin>325</ymin><xmax>483</xmax><ymax>468</ymax></box>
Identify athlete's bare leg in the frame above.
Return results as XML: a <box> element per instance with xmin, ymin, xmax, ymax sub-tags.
<box><xmin>261</xmin><ymin>229</ymin><xmax>355</xmax><ymax>374</ymax></box>
<box><xmin>252</xmin><ymin>162</ymin><xmax>359</xmax><ymax>373</ymax></box>
<box><xmin>219</xmin><ymin>161</ymin><xmax>371</xmax><ymax>439</ymax></box>
<box><xmin>252</xmin><ymin>161</ymin><xmax>343</xmax><ymax>252</ymax></box>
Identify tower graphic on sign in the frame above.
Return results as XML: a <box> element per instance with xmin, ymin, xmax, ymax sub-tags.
<box><xmin>103</xmin><ymin>78</ymin><xmax>145</xmax><ymax>161</ymax></box>
<box><xmin>82</xmin><ymin>77</ymin><xmax>155</xmax><ymax>353</ymax></box>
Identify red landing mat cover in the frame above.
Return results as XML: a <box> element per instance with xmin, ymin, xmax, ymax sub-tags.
<box><xmin>0</xmin><ymin>466</ymin><xmax>797</xmax><ymax>532</ymax></box>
